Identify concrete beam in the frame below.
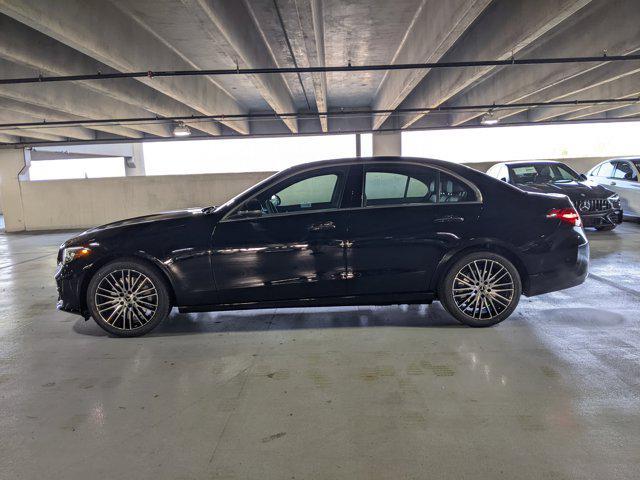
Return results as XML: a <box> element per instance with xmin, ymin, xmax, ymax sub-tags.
<box><xmin>372</xmin><ymin>0</ymin><xmax>490</xmax><ymax>130</ymax></box>
<box><xmin>605</xmin><ymin>104</ymin><xmax>640</xmax><ymax>119</ymax></box>
<box><xmin>30</xmin><ymin>144</ymin><xmax>138</xmax><ymax>161</ymax></box>
<box><xmin>0</xmin><ymin>14</ymin><xmax>221</xmax><ymax>138</ymax></box>
<box><xmin>185</xmin><ymin>0</ymin><xmax>298</xmax><ymax>133</ymax></box>
<box><xmin>0</xmin><ymin>109</ymin><xmax>95</xmax><ymax>140</ymax></box>
<box><xmin>288</xmin><ymin>0</ymin><xmax>329</xmax><ymax>131</ymax></box>
<box><xmin>0</xmin><ymin>129</ymin><xmax>67</xmax><ymax>142</ymax></box>
<box><xmin>450</xmin><ymin>0</ymin><xmax>640</xmax><ymax>126</ymax></box>
<box><xmin>0</xmin><ymin>0</ymin><xmax>249</xmax><ymax>135</ymax></box>
<box><xmin>0</xmin><ymin>133</ymin><xmax>18</xmax><ymax>144</ymax></box>
<box><xmin>0</xmin><ymin>60</ymin><xmax>170</xmax><ymax>138</ymax></box>
<box><xmin>531</xmin><ymin>71</ymin><xmax>640</xmax><ymax>122</ymax></box>
<box><xmin>397</xmin><ymin>0</ymin><xmax>592</xmax><ymax>129</ymax></box>
<box><xmin>0</xmin><ymin>96</ymin><xmax>142</xmax><ymax>140</ymax></box>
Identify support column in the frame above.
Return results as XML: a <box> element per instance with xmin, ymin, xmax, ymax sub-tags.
<box><xmin>0</xmin><ymin>148</ymin><xmax>28</xmax><ymax>232</ymax></box>
<box><xmin>372</xmin><ymin>131</ymin><xmax>402</xmax><ymax>157</ymax></box>
<box><xmin>124</xmin><ymin>143</ymin><xmax>146</xmax><ymax>176</ymax></box>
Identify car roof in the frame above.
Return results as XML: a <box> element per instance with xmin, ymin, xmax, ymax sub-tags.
<box><xmin>498</xmin><ymin>160</ymin><xmax>566</xmax><ymax>167</ymax></box>
<box><xmin>278</xmin><ymin>156</ymin><xmax>479</xmax><ymax>175</ymax></box>
<box><xmin>602</xmin><ymin>157</ymin><xmax>640</xmax><ymax>163</ymax></box>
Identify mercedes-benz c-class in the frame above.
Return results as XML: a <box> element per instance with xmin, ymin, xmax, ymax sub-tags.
<box><xmin>56</xmin><ymin>157</ymin><xmax>589</xmax><ymax>336</ymax></box>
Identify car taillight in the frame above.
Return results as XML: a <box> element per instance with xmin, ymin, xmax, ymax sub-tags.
<box><xmin>546</xmin><ymin>208</ymin><xmax>582</xmax><ymax>227</ymax></box>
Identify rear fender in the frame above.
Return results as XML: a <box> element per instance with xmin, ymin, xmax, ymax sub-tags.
<box><xmin>430</xmin><ymin>238</ymin><xmax>529</xmax><ymax>295</ymax></box>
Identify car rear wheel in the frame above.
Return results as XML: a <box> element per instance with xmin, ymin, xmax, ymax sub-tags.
<box><xmin>439</xmin><ymin>252</ymin><xmax>521</xmax><ymax>327</ymax></box>
<box><xmin>87</xmin><ymin>259</ymin><xmax>171</xmax><ymax>337</ymax></box>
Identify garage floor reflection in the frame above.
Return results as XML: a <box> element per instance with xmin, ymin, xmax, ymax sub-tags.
<box><xmin>1</xmin><ymin>224</ymin><xmax>639</xmax><ymax>479</ymax></box>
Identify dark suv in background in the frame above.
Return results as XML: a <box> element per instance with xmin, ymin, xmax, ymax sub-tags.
<box><xmin>487</xmin><ymin>161</ymin><xmax>622</xmax><ymax>231</ymax></box>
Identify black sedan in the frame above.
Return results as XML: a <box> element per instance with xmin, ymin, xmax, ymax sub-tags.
<box><xmin>56</xmin><ymin>157</ymin><xmax>589</xmax><ymax>337</ymax></box>
<box><xmin>486</xmin><ymin>161</ymin><xmax>622</xmax><ymax>230</ymax></box>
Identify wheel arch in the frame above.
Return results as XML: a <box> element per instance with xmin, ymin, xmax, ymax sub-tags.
<box><xmin>431</xmin><ymin>239</ymin><xmax>530</xmax><ymax>297</ymax></box>
<box><xmin>78</xmin><ymin>252</ymin><xmax>177</xmax><ymax>315</ymax></box>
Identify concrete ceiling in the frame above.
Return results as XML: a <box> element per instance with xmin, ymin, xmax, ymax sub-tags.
<box><xmin>0</xmin><ymin>0</ymin><xmax>639</xmax><ymax>146</ymax></box>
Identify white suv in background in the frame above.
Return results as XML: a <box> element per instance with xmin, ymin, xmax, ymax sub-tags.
<box><xmin>587</xmin><ymin>158</ymin><xmax>640</xmax><ymax>220</ymax></box>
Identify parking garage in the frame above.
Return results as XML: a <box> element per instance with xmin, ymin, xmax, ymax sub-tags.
<box><xmin>1</xmin><ymin>1</ymin><xmax>640</xmax><ymax>478</ymax></box>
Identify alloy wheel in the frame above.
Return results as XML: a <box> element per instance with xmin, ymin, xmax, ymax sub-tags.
<box><xmin>94</xmin><ymin>269</ymin><xmax>158</xmax><ymax>330</ymax></box>
<box><xmin>452</xmin><ymin>259</ymin><xmax>515</xmax><ymax>321</ymax></box>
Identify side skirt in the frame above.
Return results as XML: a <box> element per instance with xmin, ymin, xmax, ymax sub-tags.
<box><xmin>178</xmin><ymin>292</ymin><xmax>436</xmax><ymax>313</ymax></box>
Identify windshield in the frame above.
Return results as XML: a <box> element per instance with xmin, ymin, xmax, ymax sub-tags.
<box><xmin>508</xmin><ymin>163</ymin><xmax>580</xmax><ymax>184</ymax></box>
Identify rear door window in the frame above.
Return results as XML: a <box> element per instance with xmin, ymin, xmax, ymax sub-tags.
<box><xmin>363</xmin><ymin>166</ymin><xmax>438</xmax><ymax>206</ymax></box>
<box><xmin>362</xmin><ymin>164</ymin><xmax>478</xmax><ymax>207</ymax></box>
<box><xmin>612</xmin><ymin>161</ymin><xmax>638</xmax><ymax>181</ymax></box>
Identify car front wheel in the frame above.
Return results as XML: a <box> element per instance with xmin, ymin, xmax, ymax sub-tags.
<box><xmin>87</xmin><ymin>259</ymin><xmax>171</xmax><ymax>337</ymax></box>
<box><xmin>439</xmin><ymin>252</ymin><xmax>522</xmax><ymax>327</ymax></box>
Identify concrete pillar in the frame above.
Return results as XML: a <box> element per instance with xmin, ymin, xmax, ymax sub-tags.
<box><xmin>124</xmin><ymin>143</ymin><xmax>146</xmax><ymax>176</ymax></box>
<box><xmin>0</xmin><ymin>148</ymin><xmax>27</xmax><ymax>232</ymax></box>
<box><xmin>372</xmin><ymin>131</ymin><xmax>402</xmax><ymax>157</ymax></box>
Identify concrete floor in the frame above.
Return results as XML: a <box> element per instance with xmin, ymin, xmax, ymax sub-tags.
<box><xmin>1</xmin><ymin>224</ymin><xmax>639</xmax><ymax>480</ymax></box>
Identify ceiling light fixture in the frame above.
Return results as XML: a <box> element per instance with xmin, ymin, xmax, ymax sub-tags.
<box><xmin>481</xmin><ymin>111</ymin><xmax>499</xmax><ymax>126</ymax></box>
<box><xmin>173</xmin><ymin>122</ymin><xmax>191</xmax><ymax>137</ymax></box>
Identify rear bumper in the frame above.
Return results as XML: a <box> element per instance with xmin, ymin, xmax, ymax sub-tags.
<box><xmin>525</xmin><ymin>238</ymin><xmax>589</xmax><ymax>297</ymax></box>
<box><xmin>581</xmin><ymin>209</ymin><xmax>623</xmax><ymax>228</ymax></box>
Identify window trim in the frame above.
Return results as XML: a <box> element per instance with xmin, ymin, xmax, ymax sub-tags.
<box><xmin>220</xmin><ymin>160</ymin><xmax>483</xmax><ymax>223</ymax></box>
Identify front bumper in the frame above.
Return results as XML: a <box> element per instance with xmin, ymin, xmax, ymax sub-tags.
<box><xmin>581</xmin><ymin>209</ymin><xmax>623</xmax><ymax>228</ymax></box>
<box><xmin>55</xmin><ymin>263</ymin><xmax>90</xmax><ymax>318</ymax></box>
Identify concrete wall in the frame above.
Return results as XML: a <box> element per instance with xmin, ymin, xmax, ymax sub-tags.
<box><xmin>10</xmin><ymin>156</ymin><xmax>610</xmax><ymax>231</ymax></box>
<box><xmin>18</xmin><ymin>171</ymin><xmax>274</xmax><ymax>231</ymax></box>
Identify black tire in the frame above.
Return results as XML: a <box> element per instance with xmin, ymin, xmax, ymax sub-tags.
<box><xmin>439</xmin><ymin>252</ymin><xmax>521</xmax><ymax>327</ymax></box>
<box><xmin>595</xmin><ymin>225</ymin><xmax>616</xmax><ymax>231</ymax></box>
<box><xmin>87</xmin><ymin>258</ymin><xmax>171</xmax><ymax>337</ymax></box>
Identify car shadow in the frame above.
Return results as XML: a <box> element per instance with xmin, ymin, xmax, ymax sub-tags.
<box><xmin>73</xmin><ymin>303</ymin><xmax>467</xmax><ymax>337</ymax></box>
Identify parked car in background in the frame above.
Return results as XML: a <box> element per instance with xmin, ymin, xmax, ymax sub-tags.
<box><xmin>586</xmin><ymin>158</ymin><xmax>640</xmax><ymax>220</ymax></box>
<box><xmin>486</xmin><ymin>161</ymin><xmax>622</xmax><ymax>231</ymax></box>
<box><xmin>56</xmin><ymin>157</ymin><xmax>589</xmax><ymax>337</ymax></box>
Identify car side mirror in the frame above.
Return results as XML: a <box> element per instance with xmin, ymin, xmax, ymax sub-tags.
<box><xmin>233</xmin><ymin>199</ymin><xmax>263</xmax><ymax>219</ymax></box>
<box><xmin>269</xmin><ymin>194</ymin><xmax>282</xmax><ymax>207</ymax></box>
<box><xmin>579</xmin><ymin>174</ymin><xmax>588</xmax><ymax>181</ymax></box>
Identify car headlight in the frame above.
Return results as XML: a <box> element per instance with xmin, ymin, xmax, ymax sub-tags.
<box><xmin>61</xmin><ymin>246</ymin><xmax>91</xmax><ymax>265</ymax></box>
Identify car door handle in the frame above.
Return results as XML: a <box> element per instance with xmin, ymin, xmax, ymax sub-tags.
<box><xmin>610</xmin><ymin>181</ymin><xmax>617</xmax><ymax>186</ymax></box>
<box><xmin>434</xmin><ymin>215</ymin><xmax>464</xmax><ymax>223</ymax></box>
<box><xmin>309</xmin><ymin>221</ymin><xmax>336</xmax><ymax>232</ymax></box>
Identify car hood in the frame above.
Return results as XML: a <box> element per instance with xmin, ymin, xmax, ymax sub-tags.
<box><xmin>513</xmin><ymin>180</ymin><xmax>613</xmax><ymax>200</ymax></box>
<box><xmin>63</xmin><ymin>208</ymin><xmax>207</xmax><ymax>248</ymax></box>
